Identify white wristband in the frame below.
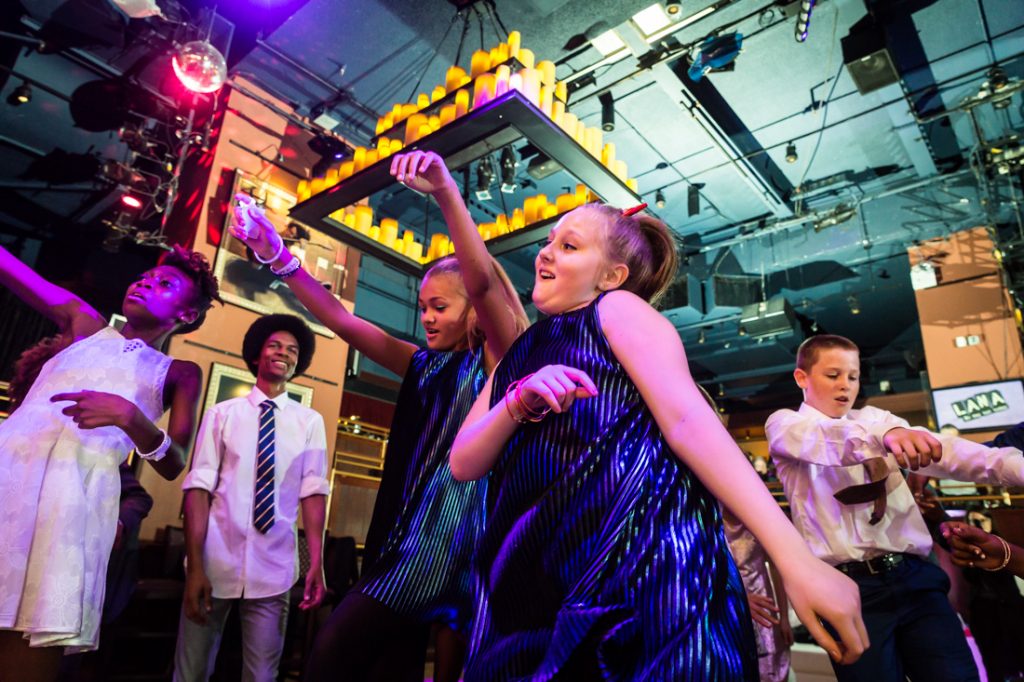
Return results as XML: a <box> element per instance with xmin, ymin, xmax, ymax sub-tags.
<box><xmin>137</xmin><ymin>429</ymin><xmax>171</xmax><ymax>462</ymax></box>
<box><xmin>253</xmin><ymin>234</ymin><xmax>287</xmax><ymax>265</ymax></box>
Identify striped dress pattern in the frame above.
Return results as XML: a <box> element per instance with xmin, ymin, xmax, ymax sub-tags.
<box><xmin>466</xmin><ymin>296</ymin><xmax>758</xmax><ymax>681</ymax></box>
<box><xmin>357</xmin><ymin>348</ymin><xmax>488</xmax><ymax>633</ymax></box>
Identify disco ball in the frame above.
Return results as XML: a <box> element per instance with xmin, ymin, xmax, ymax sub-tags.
<box><xmin>172</xmin><ymin>40</ymin><xmax>227</xmax><ymax>94</ymax></box>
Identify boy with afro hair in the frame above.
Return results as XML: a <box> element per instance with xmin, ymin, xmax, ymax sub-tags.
<box><xmin>175</xmin><ymin>314</ymin><xmax>329</xmax><ymax>682</ymax></box>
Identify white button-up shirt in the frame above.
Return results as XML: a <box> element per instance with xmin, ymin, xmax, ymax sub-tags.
<box><xmin>766</xmin><ymin>403</ymin><xmax>1024</xmax><ymax>566</ymax></box>
<box><xmin>183</xmin><ymin>387</ymin><xmax>329</xmax><ymax>599</ymax></box>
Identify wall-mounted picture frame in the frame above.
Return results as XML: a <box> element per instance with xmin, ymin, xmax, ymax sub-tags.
<box><xmin>212</xmin><ymin>169</ymin><xmax>350</xmax><ymax>338</ymax></box>
<box><xmin>203</xmin><ymin>362</ymin><xmax>314</xmax><ymax>414</ymax></box>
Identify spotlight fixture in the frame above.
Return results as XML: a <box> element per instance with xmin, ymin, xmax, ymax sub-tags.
<box><xmin>687</xmin><ymin>183</ymin><xmax>703</xmax><ymax>217</ymax></box>
<box><xmin>795</xmin><ymin>0</ymin><xmax>816</xmax><ymax>43</ymax></box>
<box><xmin>785</xmin><ymin>141</ymin><xmax>798</xmax><ymax>163</ymax></box>
<box><xmin>717</xmin><ymin>383</ymin><xmax>725</xmax><ymax>398</ymax></box>
<box><xmin>738</xmin><ymin>325</ymin><xmax>747</xmax><ymax>336</ymax></box>
<box><xmin>500</xmin><ymin>146</ymin><xmax>518</xmax><ymax>193</ymax></box>
<box><xmin>986</xmin><ymin>67</ymin><xmax>1012</xmax><ymax>110</ymax></box>
<box><xmin>308</xmin><ymin>133</ymin><xmax>352</xmax><ymax>178</ymax></box>
<box><xmin>8</xmin><ymin>82</ymin><xmax>31</xmax><ymax>106</ymax></box>
<box><xmin>847</xmin><ymin>294</ymin><xmax>861</xmax><ymax>315</ymax></box>
<box><xmin>120</xmin><ymin>194</ymin><xmax>144</xmax><ymax>210</ymax></box>
<box><xmin>697</xmin><ymin>329</ymin><xmax>706</xmax><ymax>344</ymax></box>
<box><xmin>687</xmin><ymin>32</ymin><xmax>742</xmax><ymax>82</ymax></box>
<box><xmin>655</xmin><ymin>189</ymin><xmax>666</xmax><ymax>209</ymax></box>
<box><xmin>813</xmin><ymin>203</ymin><xmax>857</xmax><ymax>232</ymax></box>
<box><xmin>665</xmin><ymin>0</ymin><xmax>683</xmax><ymax>17</ymax></box>
<box><xmin>599</xmin><ymin>92</ymin><xmax>615</xmax><ymax>132</ymax></box>
<box><xmin>987</xmin><ymin>66</ymin><xmax>1009</xmax><ymax>92</ymax></box>
<box><xmin>475</xmin><ymin>156</ymin><xmax>495</xmax><ymax>201</ymax></box>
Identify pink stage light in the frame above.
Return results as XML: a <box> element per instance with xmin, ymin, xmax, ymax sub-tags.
<box><xmin>121</xmin><ymin>194</ymin><xmax>144</xmax><ymax>209</ymax></box>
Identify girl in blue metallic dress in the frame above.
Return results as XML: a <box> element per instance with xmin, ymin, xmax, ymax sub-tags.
<box><xmin>450</xmin><ymin>203</ymin><xmax>870</xmax><ymax>680</ymax></box>
<box><xmin>232</xmin><ymin>151</ymin><xmax>528</xmax><ymax>682</ymax></box>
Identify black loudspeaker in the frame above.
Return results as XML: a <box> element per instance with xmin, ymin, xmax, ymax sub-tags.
<box><xmin>662</xmin><ymin>273</ymin><xmax>704</xmax><ymax>313</ymax></box>
<box><xmin>841</xmin><ymin>18</ymin><xmax>899</xmax><ymax>95</ymax></box>
<box><xmin>706</xmin><ymin>274</ymin><xmax>762</xmax><ymax>310</ymax></box>
<box><xmin>740</xmin><ymin>297</ymin><xmax>796</xmax><ymax>338</ymax></box>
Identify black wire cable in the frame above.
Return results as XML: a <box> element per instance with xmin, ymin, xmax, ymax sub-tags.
<box><xmin>797</xmin><ymin>63</ymin><xmax>844</xmax><ymax>189</ymax></box>
<box><xmin>454</xmin><ymin>12</ymin><xmax>470</xmax><ymax>67</ymax></box>
<box><xmin>406</xmin><ymin>11</ymin><xmax>460</xmax><ymax>102</ymax></box>
<box><xmin>486</xmin><ymin>0</ymin><xmax>510</xmax><ymax>38</ymax></box>
<box><xmin>484</xmin><ymin>2</ymin><xmax>503</xmax><ymax>44</ymax></box>
<box><xmin>474</xmin><ymin>6</ymin><xmax>485</xmax><ymax>50</ymax></box>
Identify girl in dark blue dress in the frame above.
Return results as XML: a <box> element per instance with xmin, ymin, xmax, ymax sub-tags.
<box><xmin>232</xmin><ymin>151</ymin><xmax>528</xmax><ymax>682</ymax></box>
<box><xmin>450</xmin><ymin>203</ymin><xmax>870</xmax><ymax>680</ymax></box>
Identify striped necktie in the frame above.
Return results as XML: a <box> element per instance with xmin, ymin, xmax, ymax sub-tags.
<box><xmin>254</xmin><ymin>399</ymin><xmax>276</xmax><ymax>534</ymax></box>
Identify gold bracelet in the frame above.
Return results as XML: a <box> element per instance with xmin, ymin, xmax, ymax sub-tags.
<box><xmin>504</xmin><ymin>381</ymin><xmax>527</xmax><ymax>424</ymax></box>
<box><xmin>981</xmin><ymin>536</ymin><xmax>1012</xmax><ymax>572</ymax></box>
<box><xmin>513</xmin><ymin>374</ymin><xmax>551</xmax><ymax>422</ymax></box>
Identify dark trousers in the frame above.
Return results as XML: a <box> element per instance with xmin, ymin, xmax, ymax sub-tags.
<box><xmin>303</xmin><ymin>591</ymin><xmax>428</xmax><ymax>682</ymax></box>
<box><xmin>830</xmin><ymin>555</ymin><xmax>980</xmax><ymax>682</ymax></box>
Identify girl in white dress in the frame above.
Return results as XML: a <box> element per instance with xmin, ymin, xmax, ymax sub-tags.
<box><xmin>0</xmin><ymin>245</ymin><xmax>219</xmax><ymax>681</ymax></box>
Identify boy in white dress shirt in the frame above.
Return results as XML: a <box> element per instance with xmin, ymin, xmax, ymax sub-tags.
<box><xmin>174</xmin><ymin>314</ymin><xmax>329</xmax><ymax>682</ymax></box>
<box><xmin>766</xmin><ymin>334</ymin><xmax>1024</xmax><ymax>682</ymax></box>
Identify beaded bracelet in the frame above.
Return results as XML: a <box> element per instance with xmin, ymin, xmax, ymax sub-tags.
<box><xmin>271</xmin><ymin>255</ymin><xmax>302</xmax><ymax>278</ymax></box>
<box><xmin>253</xmin><ymin>234</ymin><xmax>287</xmax><ymax>265</ymax></box>
<box><xmin>137</xmin><ymin>429</ymin><xmax>171</xmax><ymax>462</ymax></box>
<box><xmin>981</xmin><ymin>535</ymin><xmax>1012</xmax><ymax>572</ymax></box>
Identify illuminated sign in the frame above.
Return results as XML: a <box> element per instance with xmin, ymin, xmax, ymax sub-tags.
<box><xmin>932</xmin><ymin>380</ymin><xmax>1024</xmax><ymax>432</ymax></box>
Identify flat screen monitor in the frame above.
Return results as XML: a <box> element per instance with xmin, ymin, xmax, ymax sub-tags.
<box><xmin>931</xmin><ymin>379</ymin><xmax>1024</xmax><ymax>433</ymax></box>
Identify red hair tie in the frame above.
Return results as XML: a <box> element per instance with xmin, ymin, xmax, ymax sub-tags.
<box><xmin>621</xmin><ymin>203</ymin><xmax>648</xmax><ymax>217</ymax></box>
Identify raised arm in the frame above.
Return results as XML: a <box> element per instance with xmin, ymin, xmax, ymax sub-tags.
<box><xmin>917</xmin><ymin>433</ymin><xmax>1024</xmax><ymax>485</ymax></box>
<box><xmin>0</xmin><ymin>245</ymin><xmax>104</xmax><ymax>335</ymax></box>
<box><xmin>599</xmin><ymin>290</ymin><xmax>868</xmax><ymax>665</ymax></box>
<box><xmin>230</xmin><ymin>198</ymin><xmax>417</xmax><ymax>377</ymax></box>
<box><xmin>391</xmin><ymin>151</ymin><xmax>524</xmax><ymax>363</ymax></box>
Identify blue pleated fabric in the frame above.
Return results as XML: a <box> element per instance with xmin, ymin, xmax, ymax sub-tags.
<box><xmin>466</xmin><ymin>296</ymin><xmax>758</xmax><ymax>681</ymax></box>
<box><xmin>357</xmin><ymin>348</ymin><xmax>487</xmax><ymax>633</ymax></box>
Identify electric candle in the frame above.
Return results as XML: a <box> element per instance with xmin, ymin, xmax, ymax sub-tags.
<box><xmin>470</xmin><ymin>50</ymin><xmax>491</xmax><ymax>78</ymax></box>
<box><xmin>445</xmin><ymin>66</ymin><xmax>467</xmax><ymax>93</ymax></box>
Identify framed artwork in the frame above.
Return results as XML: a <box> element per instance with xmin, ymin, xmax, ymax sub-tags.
<box><xmin>212</xmin><ymin>170</ymin><xmax>350</xmax><ymax>337</ymax></box>
<box><xmin>203</xmin><ymin>362</ymin><xmax>314</xmax><ymax>413</ymax></box>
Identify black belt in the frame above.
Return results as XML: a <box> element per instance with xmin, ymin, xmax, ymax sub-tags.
<box><xmin>835</xmin><ymin>553</ymin><xmax>907</xmax><ymax>577</ymax></box>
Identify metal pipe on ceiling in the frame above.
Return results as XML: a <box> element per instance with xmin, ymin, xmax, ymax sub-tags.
<box><xmin>254</xmin><ymin>39</ymin><xmax>380</xmax><ymax>121</ymax></box>
<box><xmin>697</xmin><ymin>168</ymin><xmax>975</xmax><ymax>252</ymax></box>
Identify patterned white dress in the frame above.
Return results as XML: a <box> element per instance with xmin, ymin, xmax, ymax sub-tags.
<box><xmin>0</xmin><ymin>326</ymin><xmax>171</xmax><ymax>652</ymax></box>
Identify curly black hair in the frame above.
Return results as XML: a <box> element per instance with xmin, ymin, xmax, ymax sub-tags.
<box><xmin>158</xmin><ymin>245</ymin><xmax>222</xmax><ymax>335</ymax></box>
<box><xmin>241</xmin><ymin>314</ymin><xmax>316</xmax><ymax>378</ymax></box>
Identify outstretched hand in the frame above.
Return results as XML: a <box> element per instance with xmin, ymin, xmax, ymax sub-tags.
<box><xmin>51</xmin><ymin>390</ymin><xmax>136</xmax><ymax>430</ymax></box>
<box><xmin>782</xmin><ymin>558</ymin><xmax>869</xmax><ymax>665</ymax></box>
<box><xmin>517</xmin><ymin>365</ymin><xmax>599</xmax><ymax>414</ymax></box>
<box><xmin>882</xmin><ymin>427</ymin><xmax>942</xmax><ymax>470</ymax></box>
<box><xmin>229</xmin><ymin>194</ymin><xmax>283</xmax><ymax>263</ymax></box>
<box><xmin>941</xmin><ymin>521</ymin><xmax>1008</xmax><ymax>570</ymax></box>
<box><xmin>390</xmin><ymin>151</ymin><xmax>455</xmax><ymax>195</ymax></box>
